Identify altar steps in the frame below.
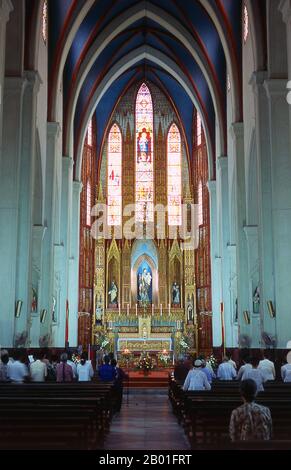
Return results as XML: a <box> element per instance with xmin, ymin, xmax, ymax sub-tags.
<box><xmin>125</xmin><ymin>375</ymin><xmax>169</xmax><ymax>388</ymax></box>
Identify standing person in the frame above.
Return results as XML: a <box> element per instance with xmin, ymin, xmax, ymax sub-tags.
<box><xmin>241</xmin><ymin>357</ymin><xmax>266</xmax><ymax>392</ymax></box>
<box><xmin>7</xmin><ymin>350</ymin><xmax>29</xmax><ymax>383</ymax></box>
<box><xmin>98</xmin><ymin>356</ymin><xmax>115</xmax><ymax>382</ymax></box>
<box><xmin>76</xmin><ymin>352</ymin><xmax>94</xmax><ymax>382</ymax></box>
<box><xmin>30</xmin><ymin>351</ymin><xmax>47</xmax><ymax>382</ymax></box>
<box><xmin>111</xmin><ymin>359</ymin><xmax>128</xmax><ymax>412</ymax></box>
<box><xmin>67</xmin><ymin>351</ymin><xmax>77</xmax><ymax>380</ymax></box>
<box><xmin>217</xmin><ymin>356</ymin><xmax>237</xmax><ymax>380</ymax></box>
<box><xmin>281</xmin><ymin>359</ymin><xmax>291</xmax><ymax>382</ymax></box>
<box><xmin>174</xmin><ymin>359</ymin><xmax>190</xmax><ymax>382</ymax></box>
<box><xmin>0</xmin><ymin>350</ymin><xmax>10</xmax><ymax>382</ymax></box>
<box><xmin>258</xmin><ymin>351</ymin><xmax>276</xmax><ymax>381</ymax></box>
<box><xmin>183</xmin><ymin>360</ymin><xmax>211</xmax><ymax>391</ymax></box>
<box><xmin>229</xmin><ymin>379</ymin><xmax>272</xmax><ymax>442</ymax></box>
<box><xmin>237</xmin><ymin>356</ymin><xmax>252</xmax><ymax>381</ymax></box>
<box><xmin>56</xmin><ymin>353</ymin><xmax>73</xmax><ymax>382</ymax></box>
<box><xmin>201</xmin><ymin>359</ymin><xmax>215</xmax><ymax>384</ymax></box>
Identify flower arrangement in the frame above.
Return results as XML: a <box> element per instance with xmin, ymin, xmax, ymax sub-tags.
<box><xmin>159</xmin><ymin>352</ymin><xmax>171</xmax><ymax>367</ymax></box>
<box><xmin>137</xmin><ymin>354</ymin><xmax>154</xmax><ymax>373</ymax></box>
<box><xmin>71</xmin><ymin>353</ymin><xmax>81</xmax><ymax>364</ymax></box>
<box><xmin>207</xmin><ymin>354</ymin><xmax>218</xmax><ymax>371</ymax></box>
<box><xmin>179</xmin><ymin>336</ymin><xmax>190</xmax><ymax>352</ymax></box>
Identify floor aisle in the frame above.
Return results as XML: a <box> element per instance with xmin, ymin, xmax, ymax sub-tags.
<box><xmin>104</xmin><ymin>389</ymin><xmax>190</xmax><ymax>450</ymax></box>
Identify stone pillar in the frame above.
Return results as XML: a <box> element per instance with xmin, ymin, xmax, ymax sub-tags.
<box><xmin>251</xmin><ymin>71</ymin><xmax>275</xmax><ymax>347</ymax></box>
<box><xmin>0</xmin><ymin>0</ymin><xmax>13</xmax><ymax>155</ymax></box>
<box><xmin>68</xmin><ymin>180</ymin><xmax>82</xmax><ymax>346</ymax></box>
<box><xmin>207</xmin><ymin>180</ymin><xmax>222</xmax><ymax>347</ymax></box>
<box><xmin>0</xmin><ymin>76</ymin><xmax>26</xmax><ymax>346</ymax></box>
<box><xmin>14</xmin><ymin>71</ymin><xmax>41</xmax><ymax>342</ymax></box>
<box><xmin>243</xmin><ymin>225</ymin><xmax>260</xmax><ymax>347</ymax></box>
<box><xmin>265</xmin><ymin>79</ymin><xmax>291</xmax><ymax>347</ymax></box>
<box><xmin>217</xmin><ymin>155</ymin><xmax>235</xmax><ymax>347</ymax></box>
<box><xmin>53</xmin><ymin>156</ymin><xmax>74</xmax><ymax>347</ymax></box>
<box><xmin>40</xmin><ymin>122</ymin><xmax>61</xmax><ymax>345</ymax></box>
<box><xmin>231</xmin><ymin>123</ymin><xmax>249</xmax><ymax>338</ymax></box>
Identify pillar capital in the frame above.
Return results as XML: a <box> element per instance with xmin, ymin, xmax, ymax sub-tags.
<box><xmin>264</xmin><ymin>78</ymin><xmax>289</xmax><ymax>98</ymax></box>
<box><xmin>207</xmin><ymin>179</ymin><xmax>216</xmax><ymax>195</ymax></box>
<box><xmin>47</xmin><ymin>122</ymin><xmax>61</xmax><ymax>139</ymax></box>
<box><xmin>216</xmin><ymin>155</ymin><xmax>228</xmax><ymax>172</ymax></box>
<box><xmin>62</xmin><ymin>155</ymin><xmax>74</xmax><ymax>172</ymax></box>
<box><xmin>73</xmin><ymin>180</ymin><xmax>83</xmax><ymax>195</ymax></box>
<box><xmin>230</xmin><ymin>122</ymin><xmax>244</xmax><ymax>140</ymax></box>
<box><xmin>24</xmin><ymin>70</ymin><xmax>42</xmax><ymax>95</ymax></box>
<box><xmin>0</xmin><ymin>0</ymin><xmax>13</xmax><ymax>24</ymax></box>
<box><xmin>279</xmin><ymin>0</ymin><xmax>291</xmax><ymax>24</ymax></box>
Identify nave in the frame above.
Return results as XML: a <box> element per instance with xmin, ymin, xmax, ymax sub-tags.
<box><xmin>105</xmin><ymin>389</ymin><xmax>190</xmax><ymax>451</ymax></box>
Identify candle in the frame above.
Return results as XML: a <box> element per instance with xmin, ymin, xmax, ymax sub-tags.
<box><xmin>127</xmin><ymin>304</ymin><xmax>129</xmax><ymax>316</ymax></box>
<box><xmin>136</xmin><ymin>304</ymin><xmax>138</xmax><ymax>316</ymax></box>
<box><xmin>160</xmin><ymin>304</ymin><xmax>162</xmax><ymax>317</ymax></box>
<box><xmin>119</xmin><ymin>303</ymin><xmax>121</xmax><ymax>316</ymax></box>
<box><xmin>152</xmin><ymin>304</ymin><xmax>154</xmax><ymax>316</ymax></box>
<box><xmin>168</xmin><ymin>303</ymin><xmax>170</xmax><ymax>317</ymax></box>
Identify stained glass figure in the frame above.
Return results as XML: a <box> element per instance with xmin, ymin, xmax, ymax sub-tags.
<box><xmin>108</xmin><ymin>123</ymin><xmax>122</xmax><ymax>226</ymax></box>
<box><xmin>167</xmin><ymin>123</ymin><xmax>182</xmax><ymax>226</ymax></box>
<box><xmin>135</xmin><ymin>83</ymin><xmax>154</xmax><ymax>222</ymax></box>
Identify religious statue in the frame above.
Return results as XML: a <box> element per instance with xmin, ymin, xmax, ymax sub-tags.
<box><xmin>31</xmin><ymin>287</ymin><xmax>37</xmax><ymax>313</ymax></box>
<box><xmin>253</xmin><ymin>286</ymin><xmax>260</xmax><ymax>314</ymax></box>
<box><xmin>137</xmin><ymin>127</ymin><xmax>151</xmax><ymax>163</ymax></box>
<box><xmin>172</xmin><ymin>282</ymin><xmax>180</xmax><ymax>306</ymax></box>
<box><xmin>138</xmin><ymin>268</ymin><xmax>152</xmax><ymax>304</ymax></box>
<box><xmin>108</xmin><ymin>280</ymin><xmax>118</xmax><ymax>306</ymax></box>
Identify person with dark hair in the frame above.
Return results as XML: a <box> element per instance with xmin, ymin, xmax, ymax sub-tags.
<box><xmin>241</xmin><ymin>357</ymin><xmax>266</xmax><ymax>391</ymax></box>
<box><xmin>0</xmin><ymin>350</ymin><xmax>10</xmax><ymax>382</ymax></box>
<box><xmin>111</xmin><ymin>358</ymin><xmax>128</xmax><ymax>412</ymax></box>
<box><xmin>237</xmin><ymin>356</ymin><xmax>252</xmax><ymax>381</ymax></box>
<box><xmin>174</xmin><ymin>359</ymin><xmax>191</xmax><ymax>382</ymax></box>
<box><xmin>98</xmin><ymin>355</ymin><xmax>115</xmax><ymax>382</ymax></box>
<box><xmin>229</xmin><ymin>379</ymin><xmax>272</xmax><ymax>441</ymax></box>
<box><xmin>76</xmin><ymin>352</ymin><xmax>94</xmax><ymax>382</ymax></box>
<box><xmin>67</xmin><ymin>351</ymin><xmax>77</xmax><ymax>379</ymax></box>
<box><xmin>30</xmin><ymin>350</ymin><xmax>47</xmax><ymax>382</ymax></box>
<box><xmin>7</xmin><ymin>349</ymin><xmax>29</xmax><ymax>382</ymax></box>
<box><xmin>56</xmin><ymin>353</ymin><xmax>73</xmax><ymax>382</ymax></box>
<box><xmin>258</xmin><ymin>351</ymin><xmax>276</xmax><ymax>381</ymax></box>
<box><xmin>217</xmin><ymin>356</ymin><xmax>237</xmax><ymax>380</ymax></box>
<box><xmin>183</xmin><ymin>359</ymin><xmax>211</xmax><ymax>391</ymax></box>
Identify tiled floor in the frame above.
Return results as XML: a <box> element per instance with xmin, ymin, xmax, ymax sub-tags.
<box><xmin>104</xmin><ymin>389</ymin><xmax>190</xmax><ymax>450</ymax></box>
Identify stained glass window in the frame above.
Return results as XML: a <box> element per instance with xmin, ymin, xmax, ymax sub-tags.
<box><xmin>167</xmin><ymin>123</ymin><xmax>182</xmax><ymax>226</ymax></box>
<box><xmin>135</xmin><ymin>83</ymin><xmax>154</xmax><ymax>222</ymax></box>
<box><xmin>86</xmin><ymin>180</ymin><xmax>91</xmax><ymax>227</ymax></box>
<box><xmin>108</xmin><ymin>123</ymin><xmax>122</xmax><ymax>226</ymax></box>
<box><xmin>42</xmin><ymin>0</ymin><xmax>48</xmax><ymax>44</ymax></box>
<box><xmin>197</xmin><ymin>113</ymin><xmax>202</xmax><ymax>147</ymax></box>
<box><xmin>243</xmin><ymin>5</ymin><xmax>249</xmax><ymax>43</ymax></box>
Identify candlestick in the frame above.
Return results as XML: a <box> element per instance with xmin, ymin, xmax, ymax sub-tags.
<box><xmin>168</xmin><ymin>303</ymin><xmax>170</xmax><ymax>317</ymax></box>
<box><xmin>127</xmin><ymin>304</ymin><xmax>129</xmax><ymax>316</ymax></box>
<box><xmin>152</xmin><ymin>304</ymin><xmax>154</xmax><ymax>316</ymax></box>
<box><xmin>136</xmin><ymin>304</ymin><xmax>138</xmax><ymax>316</ymax></box>
<box><xmin>160</xmin><ymin>304</ymin><xmax>162</xmax><ymax>317</ymax></box>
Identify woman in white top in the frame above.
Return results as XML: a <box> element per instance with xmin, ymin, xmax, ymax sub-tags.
<box><xmin>76</xmin><ymin>353</ymin><xmax>94</xmax><ymax>382</ymax></box>
<box><xmin>242</xmin><ymin>357</ymin><xmax>266</xmax><ymax>392</ymax></box>
<box><xmin>183</xmin><ymin>359</ymin><xmax>211</xmax><ymax>391</ymax></box>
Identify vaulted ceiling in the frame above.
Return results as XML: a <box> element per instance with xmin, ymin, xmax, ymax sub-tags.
<box><xmin>45</xmin><ymin>0</ymin><xmax>244</xmax><ymax>176</ymax></box>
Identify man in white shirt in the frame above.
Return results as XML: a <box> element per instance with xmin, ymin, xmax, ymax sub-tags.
<box><xmin>217</xmin><ymin>356</ymin><xmax>237</xmax><ymax>380</ymax></box>
<box><xmin>237</xmin><ymin>357</ymin><xmax>252</xmax><ymax>381</ymax></box>
<box><xmin>30</xmin><ymin>352</ymin><xmax>47</xmax><ymax>382</ymax></box>
<box><xmin>242</xmin><ymin>357</ymin><xmax>266</xmax><ymax>392</ymax></box>
<box><xmin>258</xmin><ymin>353</ymin><xmax>276</xmax><ymax>381</ymax></box>
<box><xmin>281</xmin><ymin>363</ymin><xmax>291</xmax><ymax>382</ymax></box>
<box><xmin>67</xmin><ymin>351</ymin><xmax>77</xmax><ymax>379</ymax></box>
<box><xmin>183</xmin><ymin>359</ymin><xmax>211</xmax><ymax>391</ymax></box>
<box><xmin>7</xmin><ymin>350</ymin><xmax>29</xmax><ymax>383</ymax></box>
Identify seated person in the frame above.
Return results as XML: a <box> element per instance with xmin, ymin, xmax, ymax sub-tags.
<box><xmin>183</xmin><ymin>359</ymin><xmax>211</xmax><ymax>391</ymax></box>
<box><xmin>98</xmin><ymin>355</ymin><xmax>115</xmax><ymax>382</ymax></box>
<box><xmin>241</xmin><ymin>356</ymin><xmax>266</xmax><ymax>392</ymax></box>
<box><xmin>229</xmin><ymin>379</ymin><xmax>272</xmax><ymax>442</ymax></box>
<box><xmin>217</xmin><ymin>356</ymin><xmax>237</xmax><ymax>380</ymax></box>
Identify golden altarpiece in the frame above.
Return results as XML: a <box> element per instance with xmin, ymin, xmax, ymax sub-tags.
<box><xmin>92</xmin><ymin>82</ymin><xmax>198</xmax><ymax>363</ymax></box>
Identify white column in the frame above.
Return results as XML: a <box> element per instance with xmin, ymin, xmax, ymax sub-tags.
<box><xmin>207</xmin><ymin>180</ymin><xmax>222</xmax><ymax>347</ymax></box>
<box><xmin>0</xmin><ymin>0</ymin><xmax>13</xmax><ymax>156</ymax></box>
<box><xmin>0</xmin><ymin>76</ymin><xmax>26</xmax><ymax>346</ymax></box>
<box><xmin>40</xmin><ymin>122</ymin><xmax>61</xmax><ymax>345</ymax></box>
<box><xmin>231</xmin><ymin>123</ymin><xmax>249</xmax><ymax>338</ymax></box>
<box><xmin>265</xmin><ymin>79</ymin><xmax>291</xmax><ymax>347</ymax></box>
<box><xmin>68</xmin><ymin>180</ymin><xmax>83</xmax><ymax>346</ymax></box>
<box><xmin>14</xmin><ymin>71</ymin><xmax>41</xmax><ymax>342</ymax></box>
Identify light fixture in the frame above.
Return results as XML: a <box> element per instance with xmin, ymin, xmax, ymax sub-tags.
<box><xmin>267</xmin><ymin>301</ymin><xmax>275</xmax><ymax>318</ymax></box>
<box><xmin>243</xmin><ymin>310</ymin><xmax>250</xmax><ymax>325</ymax></box>
<box><xmin>40</xmin><ymin>309</ymin><xmax>47</xmax><ymax>323</ymax></box>
<box><xmin>15</xmin><ymin>300</ymin><xmax>23</xmax><ymax>318</ymax></box>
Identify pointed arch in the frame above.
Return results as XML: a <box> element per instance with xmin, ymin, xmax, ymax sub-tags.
<box><xmin>135</xmin><ymin>83</ymin><xmax>154</xmax><ymax>222</ymax></box>
<box><xmin>167</xmin><ymin>122</ymin><xmax>182</xmax><ymax>226</ymax></box>
<box><xmin>107</xmin><ymin>123</ymin><xmax>122</xmax><ymax>226</ymax></box>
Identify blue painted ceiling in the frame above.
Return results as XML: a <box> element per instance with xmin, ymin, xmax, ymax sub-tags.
<box><xmin>48</xmin><ymin>0</ymin><xmax>243</xmax><ymax>165</ymax></box>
